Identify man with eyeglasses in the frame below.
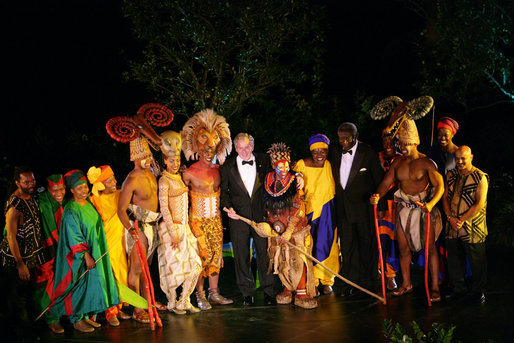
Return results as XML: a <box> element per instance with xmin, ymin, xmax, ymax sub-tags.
<box><xmin>329</xmin><ymin>123</ymin><xmax>384</xmax><ymax>297</ymax></box>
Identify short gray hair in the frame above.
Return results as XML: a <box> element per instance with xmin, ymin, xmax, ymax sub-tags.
<box><xmin>234</xmin><ymin>132</ymin><xmax>255</xmax><ymax>146</ymax></box>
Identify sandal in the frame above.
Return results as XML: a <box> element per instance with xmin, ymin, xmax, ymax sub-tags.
<box><xmin>155</xmin><ymin>301</ymin><xmax>168</xmax><ymax>311</ymax></box>
<box><xmin>392</xmin><ymin>284</ymin><xmax>413</xmax><ymax>297</ymax></box>
<box><xmin>430</xmin><ymin>290</ymin><xmax>441</xmax><ymax>303</ymax></box>
<box><xmin>132</xmin><ymin>310</ymin><xmax>151</xmax><ymax>324</ymax></box>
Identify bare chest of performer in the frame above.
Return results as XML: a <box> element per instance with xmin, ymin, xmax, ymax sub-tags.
<box><xmin>394</xmin><ymin>155</ymin><xmax>432</xmax><ymax>195</ymax></box>
<box><xmin>129</xmin><ymin>168</ymin><xmax>159</xmax><ymax>212</ymax></box>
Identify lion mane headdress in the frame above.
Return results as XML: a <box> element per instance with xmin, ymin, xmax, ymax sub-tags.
<box><xmin>370</xmin><ymin>96</ymin><xmax>433</xmax><ymax>145</ymax></box>
<box><xmin>181</xmin><ymin>109</ymin><xmax>232</xmax><ymax>165</ymax></box>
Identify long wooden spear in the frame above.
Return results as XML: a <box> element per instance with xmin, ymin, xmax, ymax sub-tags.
<box><xmin>223</xmin><ymin>208</ymin><xmax>385</xmax><ymax>303</ymax></box>
<box><xmin>35</xmin><ymin>234</ymin><xmax>124</xmax><ymax>321</ymax></box>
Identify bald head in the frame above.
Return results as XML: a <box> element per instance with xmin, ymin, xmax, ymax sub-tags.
<box><xmin>456</xmin><ymin>145</ymin><xmax>472</xmax><ymax>156</ymax></box>
<box><xmin>455</xmin><ymin>145</ymin><xmax>473</xmax><ymax>174</ymax></box>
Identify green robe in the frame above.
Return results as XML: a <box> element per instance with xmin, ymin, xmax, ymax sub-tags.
<box><xmin>49</xmin><ymin>200</ymin><xmax>119</xmax><ymax>318</ymax></box>
<box><xmin>33</xmin><ymin>191</ymin><xmax>67</xmax><ymax>324</ymax></box>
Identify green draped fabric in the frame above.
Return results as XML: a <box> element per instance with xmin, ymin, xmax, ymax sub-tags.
<box><xmin>33</xmin><ymin>192</ymin><xmax>67</xmax><ymax>324</ymax></box>
<box><xmin>49</xmin><ymin>200</ymin><xmax>119</xmax><ymax>318</ymax></box>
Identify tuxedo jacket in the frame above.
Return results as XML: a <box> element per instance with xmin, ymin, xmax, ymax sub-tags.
<box><xmin>328</xmin><ymin>141</ymin><xmax>385</xmax><ymax>224</ymax></box>
<box><xmin>220</xmin><ymin>153</ymin><xmax>271</xmax><ymax>223</ymax></box>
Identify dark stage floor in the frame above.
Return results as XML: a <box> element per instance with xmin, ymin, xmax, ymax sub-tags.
<box><xmin>30</xmin><ymin>246</ymin><xmax>514</xmax><ymax>343</ymax></box>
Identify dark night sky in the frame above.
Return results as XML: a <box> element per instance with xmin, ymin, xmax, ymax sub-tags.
<box><xmin>1</xmin><ymin>1</ymin><xmax>510</xmax><ymax>197</ymax></box>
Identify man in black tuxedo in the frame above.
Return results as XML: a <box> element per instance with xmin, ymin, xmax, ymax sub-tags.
<box><xmin>329</xmin><ymin>122</ymin><xmax>385</xmax><ymax>295</ymax></box>
<box><xmin>221</xmin><ymin>133</ymin><xmax>275</xmax><ymax>305</ymax></box>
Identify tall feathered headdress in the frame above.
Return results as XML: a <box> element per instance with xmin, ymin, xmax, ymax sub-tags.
<box><xmin>370</xmin><ymin>96</ymin><xmax>433</xmax><ymax>145</ymax></box>
<box><xmin>181</xmin><ymin>109</ymin><xmax>232</xmax><ymax>165</ymax></box>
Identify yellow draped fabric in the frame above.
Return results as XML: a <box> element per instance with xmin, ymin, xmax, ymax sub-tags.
<box><xmin>294</xmin><ymin>159</ymin><xmax>340</xmax><ymax>285</ymax></box>
<box><xmin>90</xmin><ymin>191</ymin><xmax>128</xmax><ymax>286</ymax></box>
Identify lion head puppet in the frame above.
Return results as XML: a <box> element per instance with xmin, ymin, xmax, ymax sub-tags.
<box><xmin>181</xmin><ymin>109</ymin><xmax>232</xmax><ymax>165</ymax></box>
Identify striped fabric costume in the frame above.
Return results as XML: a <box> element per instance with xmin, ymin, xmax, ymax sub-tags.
<box><xmin>445</xmin><ymin>168</ymin><xmax>488</xmax><ymax>243</ymax></box>
<box><xmin>377</xmin><ymin>152</ymin><xmax>400</xmax><ymax>279</ymax></box>
<box><xmin>33</xmin><ymin>174</ymin><xmax>67</xmax><ymax>325</ymax></box>
<box><xmin>293</xmin><ymin>159</ymin><xmax>339</xmax><ymax>286</ymax></box>
<box><xmin>49</xmin><ymin>171</ymin><xmax>119</xmax><ymax>323</ymax></box>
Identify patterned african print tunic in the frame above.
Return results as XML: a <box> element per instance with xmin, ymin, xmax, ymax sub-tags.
<box><xmin>293</xmin><ymin>159</ymin><xmax>340</xmax><ymax>285</ymax></box>
<box><xmin>189</xmin><ymin>190</ymin><xmax>223</xmax><ymax>278</ymax></box>
<box><xmin>158</xmin><ymin>171</ymin><xmax>201</xmax><ymax>309</ymax></box>
<box><xmin>49</xmin><ymin>200</ymin><xmax>119</xmax><ymax>318</ymax></box>
<box><xmin>445</xmin><ymin>168</ymin><xmax>488</xmax><ymax>243</ymax></box>
<box><xmin>0</xmin><ymin>194</ymin><xmax>45</xmax><ymax>269</ymax></box>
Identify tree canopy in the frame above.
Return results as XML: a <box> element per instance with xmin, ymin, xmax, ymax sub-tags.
<box><xmin>122</xmin><ymin>0</ymin><xmax>325</xmax><ymax>124</ymax></box>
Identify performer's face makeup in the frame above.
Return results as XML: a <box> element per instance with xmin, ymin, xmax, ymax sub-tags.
<box><xmin>71</xmin><ymin>183</ymin><xmax>89</xmax><ymax>203</ymax></box>
<box><xmin>16</xmin><ymin>172</ymin><xmax>36</xmax><ymax>195</ymax></box>
<box><xmin>311</xmin><ymin>148</ymin><xmax>328</xmax><ymax>167</ymax></box>
<box><xmin>398</xmin><ymin>141</ymin><xmax>415</xmax><ymax>156</ymax></box>
<box><xmin>165</xmin><ymin>155</ymin><xmax>181</xmax><ymax>174</ymax></box>
<box><xmin>197</xmin><ymin>128</ymin><xmax>220</xmax><ymax>164</ymax></box>
<box><xmin>140</xmin><ymin>158</ymin><xmax>153</xmax><ymax>169</ymax></box>
<box><xmin>275</xmin><ymin>161</ymin><xmax>289</xmax><ymax>179</ymax></box>
<box><xmin>48</xmin><ymin>183</ymin><xmax>66</xmax><ymax>204</ymax></box>
<box><xmin>235</xmin><ymin>138</ymin><xmax>254</xmax><ymax>161</ymax></box>
<box><xmin>437</xmin><ymin>128</ymin><xmax>453</xmax><ymax>147</ymax></box>
<box><xmin>102</xmin><ymin>176</ymin><xmax>117</xmax><ymax>194</ymax></box>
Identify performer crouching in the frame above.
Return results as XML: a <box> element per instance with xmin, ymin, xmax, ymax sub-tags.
<box><xmin>263</xmin><ymin>143</ymin><xmax>318</xmax><ymax>309</ymax></box>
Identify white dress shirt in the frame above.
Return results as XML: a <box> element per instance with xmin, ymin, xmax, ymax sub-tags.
<box><xmin>340</xmin><ymin>140</ymin><xmax>358</xmax><ymax>189</ymax></box>
<box><xmin>237</xmin><ymin>154</ymin><xmax>256</xmax><ymax>196</ymax></box>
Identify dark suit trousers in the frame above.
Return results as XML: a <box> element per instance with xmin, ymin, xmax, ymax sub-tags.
<box><xmin>230</xmin><ymin>219</ymin><xmax>274</xmax><ymax>297</ymax></box>
<box><xmin>446</xmin><ymin>238</ymin><xmax>487</xmax><ymax>293</ymax></box>
<box><xmin>339</xmin><ymin>218</ymin><xmax>378</xmax><ymax>290</ymax></box>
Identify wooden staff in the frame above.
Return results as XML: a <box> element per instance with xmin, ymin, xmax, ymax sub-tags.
<box><xmin>133</xmin><ymin>220</ymin><xmax>162</xmax><ymax>330</ymax></box>
<box><xmin>134</xmin><ymin>220</ymin><xmax>162</xmax><ymax>330</ymax></box>
<box><xmin>415</xmin><ymin>201</ymin><xmax>432</xmax><ymax>307</ymax></box>
<box><xmin>424</xmin><ymin>212</ymin><xmax>432</xmax><ymax>307</ymax></box>
<box><xmin>373</xmin><ymin>204</ymin><xmax>387</xmax><ymax>305</ymax></box>
<box><xmin>223</xmin><ymin>208</ymin><xmax>385</xmax><ymax>303</ymax></box>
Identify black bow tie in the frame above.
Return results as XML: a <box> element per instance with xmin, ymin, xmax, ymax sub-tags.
<box><xmin>242</xmin><ymin>160</ymin><xmax>254</xmax><ymax>166</ymax></box>
<box><xmin>342</xmin><ymin>149</ymin><xmax>353</xmax><ymax>155</ymax></box>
